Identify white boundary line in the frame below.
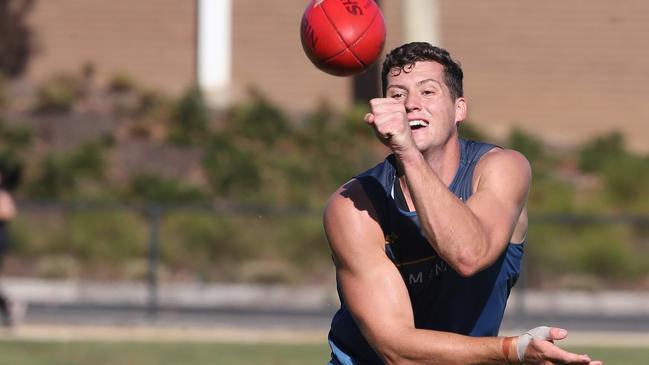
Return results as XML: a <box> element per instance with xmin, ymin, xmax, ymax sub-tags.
<box><xmin>0</xmin><ymin>324</ymin><xmax>328</xmax><ymax>344</ymax></box>
<box><xmin>1</xmin><ymin>325</ymin><xmax>647</xmax><ymax>347</ymax></box>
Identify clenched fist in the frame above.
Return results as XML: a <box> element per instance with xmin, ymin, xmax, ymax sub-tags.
<box><xmin>365</xmin><ymin>98</ymin><xmax>418</xmax><ymax>156</ymax></box>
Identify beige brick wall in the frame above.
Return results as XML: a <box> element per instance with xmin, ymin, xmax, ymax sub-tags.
<box><xmin>380</xmin><ymin>1</ymin><xmax>405</xmax><ymax>69</ymax></box>
<box><xmin>230</xmin><ymin>0</ymin><xmax>404</xmax><ymax>114</ymax></box>
<box><xmin>231</xmin><ymin>0</ymin><xmax>350</xmax><ymax>114</ymax></box>
<box><xmin>25</xmin><ymin>0</ymin><xmax>196</xmax><ymax>95</ymax></box>
<box><xmin>15</xmin><ymin>0</ymin><xmax>649</xmax><ymax>151</ymax></box>
<box><xmin>441</xmin><ymin>0</ymin><xmax>649</xmax><ymax>151</ymax></box>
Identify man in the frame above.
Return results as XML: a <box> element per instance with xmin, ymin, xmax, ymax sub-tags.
<box><xmin>324</xmin><ymin>42</ymin><xmax>600</xmax><ymax>364</ymax></box>
<box><xmin>0</xmin><ymin>171</ymin><xmax>17</xmax><ymax>327</ymax></box>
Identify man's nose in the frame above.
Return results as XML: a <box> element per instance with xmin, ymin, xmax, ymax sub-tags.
<box><xmin>404</xmin><ymin>93</ymin><xmax>421</xmax><ymax>112</ymax></box>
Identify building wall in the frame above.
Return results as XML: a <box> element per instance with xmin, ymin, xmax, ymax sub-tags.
<box><xmin>24</xmin><ymin>0</ymin><xmax>196</xmax><ymax>95</ymax></box>
<box><xmin>230</xmin><ymin>0</ymin><xmax>404</xmax><ymax>114</ymax></box>
<box><xmin>15</xmin><ymin>0</ymin><xmax>649</xmax><ymax>151</ymax></box>
<box><xmin>230</xmin><ymin>0</ymin><xmax>649</xmax><ymax>151</ymax></box>
<box><xmin>230</xmin><ymin>0</ymin><xmax>349</xmax><ymax>114</ymax></box>
<box><xmin>441</xmin><ymin>0</ymin><xmax>649</xmax><ymax>151</ymax></box>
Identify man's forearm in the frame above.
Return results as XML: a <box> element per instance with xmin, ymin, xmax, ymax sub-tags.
<box><xmin>397</xmin><ymin>150</ymin><xmax>488</xmax><ymax>275</ymax></box>
<box><xmin>372</xmin><ymin>326</ymin><xmax>511</xmax><ymax>365</ymax></box>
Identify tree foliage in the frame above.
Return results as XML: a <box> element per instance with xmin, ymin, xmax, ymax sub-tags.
<box><xmin>0</xmin><ymin>0</ymin><xmax>35</xmax><ymax>77</ymax></box>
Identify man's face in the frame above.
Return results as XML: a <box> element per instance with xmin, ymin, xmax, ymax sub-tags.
<box><xmin>384</xmin><ymin>61</ymin><xmax>466</xmax><ymax>152</ymax></box>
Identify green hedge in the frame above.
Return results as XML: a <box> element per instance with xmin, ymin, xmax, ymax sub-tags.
<box><xmin>0</xmin><ymin>84</ymin><xmax>647</xmax><ymax>287</ymax></box>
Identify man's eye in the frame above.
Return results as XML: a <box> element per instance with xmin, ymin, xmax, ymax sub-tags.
<box><xmin>391</xmin><ymin>93</ymin><xmax>405</xmax><ymax>99</ymax></box>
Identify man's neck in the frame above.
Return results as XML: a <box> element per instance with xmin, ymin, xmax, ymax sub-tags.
<box><xmin>394</xmin><ymin>137</ymin><xmax>461</xmax><ymax>212</ymax></box>
<box><xmin>398</xmin><ymin>136</ymin><xmax>461</xmax><ymax>187</ymax></box>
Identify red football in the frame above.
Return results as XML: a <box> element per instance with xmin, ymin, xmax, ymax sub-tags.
<box><xmin>300</xmin><ymin>0</ymin><xmax>386</xmax><ymax>77</ymax></box>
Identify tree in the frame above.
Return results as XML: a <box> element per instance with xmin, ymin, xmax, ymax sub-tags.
<box><xmin>0</xmin><ymin>0</ymin><xmax>35</xmax><ymax>77</ymax></box>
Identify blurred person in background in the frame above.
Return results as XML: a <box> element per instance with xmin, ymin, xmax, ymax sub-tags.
<box><xmin>324</xmin><ymin>42</ymin><xmax>600</xmax><ymax>364</ymax></box>
<box><xmin>0</xmin><ymin>169</ymin><xmax>18</xmax><ymax>327</ymax></box>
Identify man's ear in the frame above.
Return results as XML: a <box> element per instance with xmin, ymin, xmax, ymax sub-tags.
<box><xmin>454</xmin><ymin>97</ymin><xmax>467</xmax><ymax>125</ymax></box>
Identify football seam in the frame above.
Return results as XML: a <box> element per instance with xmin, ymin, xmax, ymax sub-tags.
<box><xmin>320</xmin><ymin>4</ymin><xmax>380</xmax><ymax>67</ymax></box>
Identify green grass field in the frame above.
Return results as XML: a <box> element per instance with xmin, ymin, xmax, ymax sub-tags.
<box><xmin>0</xmin><ymin>340</ymin><xmax>647</xmax><ymax>365</ymax></box>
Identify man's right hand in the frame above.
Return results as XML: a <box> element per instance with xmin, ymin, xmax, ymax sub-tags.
<box><xmin>518</xmin><ymin>326</ymin><xmax>603</xmax><ymax>365</ymax></box>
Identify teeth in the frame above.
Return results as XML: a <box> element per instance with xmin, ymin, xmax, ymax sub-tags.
<box><xmin>409</xmin><ymin>119</ymin><xmax>428</xmax><ymax>127</ymax></box>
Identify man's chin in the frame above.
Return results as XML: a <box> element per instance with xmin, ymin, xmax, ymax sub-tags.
<box><xmin>413</xmin><ymin>137</ymin><xmax>435</xmax><ymax>151</ymax></box>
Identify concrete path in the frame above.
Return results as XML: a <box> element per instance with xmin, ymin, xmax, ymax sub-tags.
<box><xmin>1</xmin><ymin>277</ymin><xmax>647</xmax><ymax>346</ymax></box>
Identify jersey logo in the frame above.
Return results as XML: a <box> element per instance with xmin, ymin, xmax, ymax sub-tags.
<box><xmin>405</xmin><ymin>260</ymin><xmax>448</xmax><ymax>285</ymax></box>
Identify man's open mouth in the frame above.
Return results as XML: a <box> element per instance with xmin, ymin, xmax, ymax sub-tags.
<box><xmin>409</xmin><ymin>119</ymin><xmax>429</xmax><ymax>130</ymax></box>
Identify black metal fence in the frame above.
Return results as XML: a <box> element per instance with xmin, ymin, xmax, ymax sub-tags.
<box><xmin>8</xmin><ymin>200</ymin><xmax>649</xmax><ymax>317</ymax></box>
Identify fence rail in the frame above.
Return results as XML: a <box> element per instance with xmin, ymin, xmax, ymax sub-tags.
<box><xmin>10</xmin><ymin>200</ymin><xmax>649</xmax><ymax>317</ymax></box>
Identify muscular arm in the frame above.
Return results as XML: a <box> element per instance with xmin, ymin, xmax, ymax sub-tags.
<box><xmin>0</xmin><ymin>190</ymin><xmax>16</xmax><ymax>220</ymax></box>
<box><xmin>367</xmin><ymin>97</ymin><xmax>531</xmax><ymax>276</ymax></box>
<box><xmin>399</xmin><ymin>148</ymin><xmax>531</xmax><ymax>276</ymax></box>
<box><xmin>325</xmin><ymin>180</ymin><xmax>597</xmax><ymax>365</ymax></box>
<box><xmin>325</xmin><ymin>180</ymin><xmax>504</xmax><ymax>364</ymax></box>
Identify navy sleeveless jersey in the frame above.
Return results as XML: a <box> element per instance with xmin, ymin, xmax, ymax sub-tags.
<box><xmin>328</xmin><ymin>139</ymin><xmax>524</xmax><ymax>365</ymax></box>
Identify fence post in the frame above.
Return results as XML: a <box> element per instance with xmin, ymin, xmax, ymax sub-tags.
<box><xmin>146</xmin><ymin>204</ymin><xmax>162</xmax><ymax>317</ymax></box>
<box><xmin>514</xmin><ymin>251</ymin><xmax>528</xmax><ymax>320</ymax></box>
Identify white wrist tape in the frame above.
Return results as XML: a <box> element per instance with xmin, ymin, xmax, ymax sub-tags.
<box><xmin>516</xmin><ymin>326</ymin><xmax>551</xmax><ymax>362</ymax></box>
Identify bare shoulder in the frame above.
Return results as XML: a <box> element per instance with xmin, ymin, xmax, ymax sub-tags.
<box><xmin>324</xmin><ymin>179</ymin><xmax>374</xmax><ymax>220</ymax></box>
<box><xmin>472</xmin><ymin>147</ymin><xmax>531</xmax><ymax>196</ymax></box>
<box><xmin>324</xmin><ymin>179</ymin><xmax>384</xmax><ymax>260</ymax></box>
<box><xmin>0</xmin><ymin>190</ymin><xmax>16</xmax><ymax>220</ymax></box>
<box><xmin>476</xmin><ymin>147</ymin><xmax>531</xmax><ymax>180</ymax></box>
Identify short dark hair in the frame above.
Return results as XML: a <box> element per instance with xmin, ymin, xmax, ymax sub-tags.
<box><xmin>381</xmin><ymin>42</ymin><xmax>464</xmax><ymax>101</ymax></box>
